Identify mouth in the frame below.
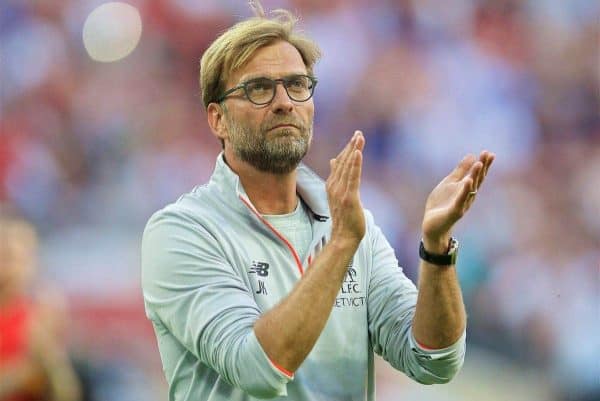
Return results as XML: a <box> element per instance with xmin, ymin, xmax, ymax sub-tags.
<box><xmin>268</xmin><ymin>124</ymin><xmax>298</xmax><ymax>131</ymax></box>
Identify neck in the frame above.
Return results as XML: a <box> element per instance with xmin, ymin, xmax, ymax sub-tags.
<box><xmin>224</xmin><ymin>149</ymin><xmax>298</xmax><ymax>215</ymax></box>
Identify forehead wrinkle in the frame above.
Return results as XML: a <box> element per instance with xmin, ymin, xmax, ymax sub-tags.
<box><xmin>230</xmin><ymin>42</ymin><xmax>307</xmax><ymax>86</ymax></box>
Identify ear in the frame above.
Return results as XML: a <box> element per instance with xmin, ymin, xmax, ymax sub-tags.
<box><xmin>207</xmin><ymin>102</ymin><xmax>228</xmax><ymax>143</ymax></box>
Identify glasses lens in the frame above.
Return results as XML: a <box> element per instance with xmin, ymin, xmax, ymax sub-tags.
<box><xmin>243</xmin><ymin>76</ymin><xmax>316</xmax><ymax>104</ymax></box>
<box><xmin>245</xmin><ymin>78</ymin><xmax>276</xmax><ymax>105</ymax></box>
<box><xmin>285</xmin><ymin>75</ymin><xmax>313</xmax><ymax>101</ymax></box>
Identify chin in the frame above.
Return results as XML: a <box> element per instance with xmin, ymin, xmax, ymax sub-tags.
<box><xmin>270</xmin><ymin>128</ymin><xmax>296</xmax><ymax>138</ymax></box>
<box><xmin>260</xmin><ymin>152</ymin><xmax>305</xmax><ymax>174</ymax></box>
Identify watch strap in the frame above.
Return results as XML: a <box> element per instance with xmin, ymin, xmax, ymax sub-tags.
<box><xmin>419</xmin><ymin>237</ymin><xmax>459</xmax><ymax>266</ymax></box>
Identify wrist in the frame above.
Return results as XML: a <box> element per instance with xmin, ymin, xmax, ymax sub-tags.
<box><xmin>422</xmin><ymin>235</ymin><xmax>451</xmax><ymax>254</ymax></box>
<box><xmin>419</xmin><ymin>237</ymin><xmax>459</xmax><ymax>266</ymax></box>
<box><xmin>328</xmin><ymin>235</ymin><xmax>361</xmax><ymax>253</ymax></box>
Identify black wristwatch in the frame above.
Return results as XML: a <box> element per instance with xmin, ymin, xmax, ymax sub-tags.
<box><xmin>419</xmin><ymin>237</ymin><xmax>459</xmax><ymax>266</ymax></box>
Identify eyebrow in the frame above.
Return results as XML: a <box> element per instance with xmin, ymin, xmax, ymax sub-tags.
<box><xmin>237</xmin><ymin>72</ymin><xmax>309</xmax><ymax>83</ymax></box>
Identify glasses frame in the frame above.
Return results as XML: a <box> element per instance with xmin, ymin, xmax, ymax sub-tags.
<box><xmin>215</xmin><ymin>74</ymin><xmax>318</xmax><ymax>105</ymax></box>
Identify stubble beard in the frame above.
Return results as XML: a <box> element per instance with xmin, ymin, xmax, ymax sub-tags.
<box><xmin>226</xmin><ymin>115</ymin><xmax>313</xmax><ymax>174</ymax></box>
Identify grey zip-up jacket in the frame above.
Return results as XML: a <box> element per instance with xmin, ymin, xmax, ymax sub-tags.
<box><xmin>141</xmin><ymin>154</ymin><xmax>466</xmax><ymax>401</ymax></box>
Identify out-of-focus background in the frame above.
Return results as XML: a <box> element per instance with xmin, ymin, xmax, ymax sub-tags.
<box><xmin>1</xmin><ymin>0</ymin><xmax>598</xmax><ymax>400</ymax></box>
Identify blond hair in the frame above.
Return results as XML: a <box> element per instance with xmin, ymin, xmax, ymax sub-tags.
<box><xmin>199</xmin><ymin>1</ymin><xmax>321</xmax><ymax>108</ymax></box>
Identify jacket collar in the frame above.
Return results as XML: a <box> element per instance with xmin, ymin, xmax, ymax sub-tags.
<box><xmin>209</xmin><ymin>152</ymin><xmax>330</xmax><ymax>219</ymax></box>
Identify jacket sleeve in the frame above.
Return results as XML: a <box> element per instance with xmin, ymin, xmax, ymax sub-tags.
<box><xmin>141</xmin><ymin>208</ymin><xmax>292</xmax><ymax>398</ymax></box>
<box><xmin>365</xmin><ymin>213</ymin><xmax>466</xmax><ymax>384</ymax></box>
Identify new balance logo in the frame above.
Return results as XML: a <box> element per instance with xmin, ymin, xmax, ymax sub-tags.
<box><xmin>249</xmin><ymin>261</ymin><xmax>269</xmax><ymax>296</ymax></box>
<box><xmin>249</xmin><ymin>261</ymin><xmax>270</xmax><ymax>277</ymax></box>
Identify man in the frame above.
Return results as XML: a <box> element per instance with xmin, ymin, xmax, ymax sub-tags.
<box><xmin>0</xmin><ymin>211</ymin><xmax>81</xmax><ymax>401</ymax></box>
<box><xmin>141</xmin><ymin>3</ymin><xmax>495</xmax><ymax>400</ymax></box>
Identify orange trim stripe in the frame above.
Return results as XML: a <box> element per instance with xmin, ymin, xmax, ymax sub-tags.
<box><xmin>239</xmin><ymin>196</ymin><xmax>304</xmax><ymax>275</ymax></box>
<box><xmin>415</xmin><ymin>339</ymin><xmax>443</xmax><ymax>351</ymax></box>
<box><xmin>269</xmin><ymin>358</ymin><xmax>294</xmax><ymax>378</ymax></box>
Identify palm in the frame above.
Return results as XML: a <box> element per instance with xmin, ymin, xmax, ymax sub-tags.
<box><xmin>422</xmin><ymin>152</ymin><xmax>495</xmax><ymax>242</ymax></box>
<box><xmin>424</xmin><ymin>180</ymin><xmax>465</xmax><ymax>238</ymax></box>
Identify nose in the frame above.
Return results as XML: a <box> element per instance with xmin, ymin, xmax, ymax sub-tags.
<box><xmin>270</xmin><ymin>82</ymin><xmax>294</xmax><ymax>114</ymax></box>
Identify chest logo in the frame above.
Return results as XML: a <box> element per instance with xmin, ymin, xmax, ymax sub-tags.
<box><xmin>335</xmin><ymin>263</ymin><xmax>365</xmax><ymax>308</ymax></box>
<box><xmin>249</xmin><ymin>261</ymin><xmax>270</xmax><ymax>277</ymax></box>
<box><xmin>249</xmin><ymin>261</ymin><xmax>269</xmax><ymax>295</ymax></box>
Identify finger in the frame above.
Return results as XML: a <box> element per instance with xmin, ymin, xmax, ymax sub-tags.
<box><xmin>346</xmin><ymin>148</ymin><xmax>363</xmax><ymax>194</ymax></box>
<box><xmin>329</xmin><ymin>158</ymin><xmax>337</xmax><ymax>174</ymax></box>
<box><xmin>330</xmin><ymin>133</ymin><xmax>356</xmax><ymax>182</ymax></box>
<box><xmin>339</xmin><ymin>145</ymin><xmax>355</xmax><ymax>191</ymax></box>
<box><xmin>335</xmin><ymin>131</ymin><xmax>357</xmax><ymax>159</ymax></box>
<box><xmin>472</xmin><ymin>150</ymin><xmax>492</xmax><ymax>189</ymax></box>
<box><xmin>477</xmin><ymin>151</ymin><xmax>489</xmax><ymax>178</ymax></box>
<box><xmin>346</xmin><ymin>132</ymin><xmax>365</xmax><ymax>192</ymax></box>
<box><xmin>338</xmin><ymin>131</ymin><xmax>362</xmax><ymax>185</ymax></box>
<box><xmin>353</xmin><ymin>131</ymin><xmax>365</xmax><ymax>153</ymax></box>
<box><xmin>340</xmin><ymin>131</ymin><xmax>360</xmax><ymax>167</ymax></box>
<box><xmin>332</xmin><ymin>132</ymin><xmax>359</xmax><ymax>180</ymax></box>
<box><xmin>449</xmin><ymin>154</ymin><xmax>476</xmax><ymax>181</ymax></box>
<box><xmin>455</xmin><ymin>178</ymin><xmax>474</xmax><ymax>212</ymax></box>
<box><xmin>327</xmin><ymin>158</ymin><xmax>338</xmax><ymax>190</ymax></box>
<box><xmin>470</xmin><ymin>161</ymin><xmax>484</xmax><ymax>191</ymax></box>
<box><xmin>464</xmin><ymin>185</ymin><xmax>478</xmax><ymax>212</ymax></box>
<box><xmin>475</xmin><ymin>151</ymin><xmax>495</xmax><ymax>191</ymax></box>
<box><xmin>482</xmin><ymin>152</ymin><xmax>495</xmax><ymax>179</ymax></box>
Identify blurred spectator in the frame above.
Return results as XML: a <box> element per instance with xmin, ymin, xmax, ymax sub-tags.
<box><xmin>0</xmin><ymin>209</ymin><xmax>82</xmax><ymax>401</ymax></box>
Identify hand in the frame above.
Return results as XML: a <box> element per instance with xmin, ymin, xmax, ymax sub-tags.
<box><xmin>422</xmin><ymin>151</ymin><xmax>495</xmax><ymax>253</ymax></box>
<box><xmin>326</xmin><ymin>131</ymin><xmax>366</xmax><ymax>247</ymax></box>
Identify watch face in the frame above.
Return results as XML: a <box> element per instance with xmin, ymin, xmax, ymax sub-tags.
<box><xmin>448</xmin><ymin>238</ymin><xmax>459</xmax><ymax>255</ymax></box>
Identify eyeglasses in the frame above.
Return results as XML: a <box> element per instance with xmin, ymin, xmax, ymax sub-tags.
<box><xmin>215</xmin><ymin>74</ymin><xmax>317</xmax><ymax>105</ymax></box>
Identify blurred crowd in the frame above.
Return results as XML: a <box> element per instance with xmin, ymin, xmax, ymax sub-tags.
<box><xmin>1</xmin><ymin>0</ymin><xmax>598</xmax><ymax>400</ymax></box>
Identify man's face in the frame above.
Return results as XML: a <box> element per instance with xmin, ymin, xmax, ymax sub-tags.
<box><xmin>221</xmin><ymin>41</ymin><xmax>314</xmax><ymax>174</ymax></box>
